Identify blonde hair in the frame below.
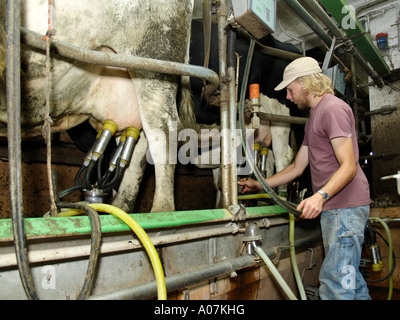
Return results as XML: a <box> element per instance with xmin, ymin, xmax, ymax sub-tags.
<box><xmin>296</xmin><ymin>73</ymin><xmax>334</xmax><ymax>97</ymax></box>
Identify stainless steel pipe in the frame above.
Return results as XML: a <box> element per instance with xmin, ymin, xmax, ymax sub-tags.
<box><xmin>20</xmin><ymin>27</ymin><xmax>220</xmax><ymax>91</ymax></box>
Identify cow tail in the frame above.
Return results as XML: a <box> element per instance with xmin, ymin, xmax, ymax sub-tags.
<box><xmin>179</xmin><ymin>15</ymin><xmax>199</xmax><ymax>133</ymax></box>
<box><xmin>179</xmin><ymin>75</ymin><xmax>199</xmax><ymax>132</ymax></box>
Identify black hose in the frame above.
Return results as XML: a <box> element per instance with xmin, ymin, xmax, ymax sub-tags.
<box><xmin>100</xmin><ymin>163</ymin><xmax>125</xmax><ymax>190</ymax></box>
<box><xmin>237</xmin><ymin>37</ymin><xmax>302</xmax><ymax>217</ymax></box>
<box><xmin>56</xmin><ymin>202</ymin><xmax>102</xmax><ymax>299</ymax></box>
<box><xmin>74</xmin><ymin>164</ymin><xmax>86</xmax><ymax>186</ymax></box>
<box><xmin>6</xmin><ymin>0</ymin><xmax>39</xmax><ymax>300</ymax></box>
<box><xmin>58</xmin><ymin>184</ymin><xmax>86</xmax><ymax>199</ymax></box>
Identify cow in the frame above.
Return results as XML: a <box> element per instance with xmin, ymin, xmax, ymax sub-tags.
<box><xmin>196</xmin><ymin>93</ymin><xmax>295</xmax><ymax>208</ymax></box>
<box><xmin>0</xmin><ymin>0</ymin><xmax>196</xmax><ymax>213</ymax></box>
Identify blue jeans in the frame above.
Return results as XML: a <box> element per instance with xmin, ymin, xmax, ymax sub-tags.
<box><xmin>319</xmin><ymin>205</ymin><xmax>371</xmax><ymax>300</ymax></box>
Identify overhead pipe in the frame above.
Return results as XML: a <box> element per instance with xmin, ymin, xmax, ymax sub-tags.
<box><xmin>20</xmin><ymin>27</ymin><xmax>220</xmax><ymax>92</ymax></box>
<box><xmin>234</xmin><ymin>28</ymin><xmax>303</xmax><ymax>61</ymax></box>
<box><xmin>284</xmin><ymin>0</ymin><xmax>385</xmax><ymax>88</ymax></box>
<box><xmin>258</xmin><ymin>112</ymin><xmax>307</xmax><ymax>125</ymax></box>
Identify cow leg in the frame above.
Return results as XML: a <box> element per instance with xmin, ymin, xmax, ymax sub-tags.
<box><xmin>261</xmin><ymin>95</ymin><xmax>294</xmax><ymax>197</ymax></box>
<box><xmin>112</xmin><ymin>131</ymin><xmax>148</xmax><ymax>212</ymax></box>
<box><xmin>134</xmin><ymin>77</ymin><xmax>180</xmax><ymax>213</ymax></box>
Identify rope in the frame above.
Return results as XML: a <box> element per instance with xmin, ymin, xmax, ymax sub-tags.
<box><xmin>42</xmin><ymin>0</ymin><xmax>57</xmax><ymax>217</ymax></box>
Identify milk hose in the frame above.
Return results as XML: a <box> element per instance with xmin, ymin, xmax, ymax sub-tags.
<box><xmin>253</xmin><ymin>245</ymin><xmax>297</xmax><ymax>300</ymax></box>
<box><xmin>289</xmin><ymin>213</ymin><xmax>307</xmax><ymax>300</ymax></box>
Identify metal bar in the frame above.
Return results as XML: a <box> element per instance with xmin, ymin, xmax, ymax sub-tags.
<box><xmin>258</xmin><ymin>112</ymin><xmax>308</xmax><ymax>125</ymax></box>
<box><xmin>228</xmin><ymin>27</ymin><xmax>238</xmax><ymax>207</ymax></box>
<box><xmin>0</xmin><ymin>224</ymin><xmax>241</xmax><ymax>268</ymax></box>
<box><xmin>20</xmin><ymin>27</ymin><xmax>220</xmax><ymax>91</ymax></box>
<box><xmin>88</xmin><ymin>254</ymin><xmax>258</xmax><ymax>300</ymax></box>
<box><xmin>283</xmin><ymin>0</ymin><xmax>332</xmax><ymax>46</ymax></box>
<box><xmin>87</xmin><ymin>234</ymin><xmax>321</xmax><ymax>300</ymax></box>
<box><xmin>217</xmin><ymin>0</ymin><xmax>231</xmax><ymax>209</ymax></box>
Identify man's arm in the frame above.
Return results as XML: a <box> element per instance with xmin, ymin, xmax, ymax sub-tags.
<box><xmin>298</xmin><ymin>137</ymin><xmax>357</xmax><ymax>219</ymax></box>
<box><xmin>238</xmin><ymin>144</ymin><xmax>309</xmax><ymax>193</ymax></box>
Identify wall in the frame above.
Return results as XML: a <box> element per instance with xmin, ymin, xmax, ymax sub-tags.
<box><xmin>359</xmin><ymin>0</ymin><xmax>400</xmax><ymax>205</ymax></box>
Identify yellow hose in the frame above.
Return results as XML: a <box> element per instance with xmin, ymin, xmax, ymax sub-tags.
<box><xmin>58</xmin><ymin>203</ymin><xmax>167</xmax><ymax>300</ymax></box>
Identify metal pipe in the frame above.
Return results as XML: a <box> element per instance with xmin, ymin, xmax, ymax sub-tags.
<box><xmin>304</xmin><ymin>0</ymin><xmax>383</xmax><ymax>84</ymax></box>
<box><xmin>317</xmin><ymin>0</ymin><xmax>390</xmax><ymax>78</ymax></box>
<box><xmin>6</xmin><ymin>0</ymin><xmax>38</xmax><ymax>300</ymax></box>
<box><xmin>284</xmin><ymin>0</ymin><xmax>385</xmax><ymax>87</ymax></box>
<box><xmin>88</xmin><ymin>234</ymin><xmax>321</xmax><ymax>300</ymax></box>
<box><xmin>0</xmin><ymin>224</ymin><xmax>240</xmax><ymax>268</ymax></box>
<box><xmin>284</xmin><ymin>0</ymin><xmax>332</xmax><ymax>46</ymax></box>
<box><xmin>217</xmin><ymin>0</ymin><xmax>231</xmax><ymax>209</ymax></box>
<box><xmin>20</xmin><ymin>27</ymin><xmax>220</xmax><ymax>91</ymax></box>
<box><xmin>235</xmin><ymin>28</ymin><xmax>302</xmax><ymax>61</ymax></box>
<box><xmin>228</xmin><ymin>28</ymin><xmax>238</xmax><ymax>207</ymax></box>
<box><xmin>258</xmin><ymin>112</ymin><xmax>307</xmax><ymax>125</ymax></box>
<box><xmin>88</xmin><ymin>254</ymin><xmax>257</xmax><ymax>300</ymax></box>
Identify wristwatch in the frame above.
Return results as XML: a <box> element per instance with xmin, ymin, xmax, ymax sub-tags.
<box><xmin>317</xmin><ymin>190</ymin><xmax>329</xmax><ymax>200</ymax></box>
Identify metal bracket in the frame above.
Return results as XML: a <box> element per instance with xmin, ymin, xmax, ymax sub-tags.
<box><xmin>228</xmin><ymin>203</ymin><xmax>247</xmax><ymax>221</ymax></box>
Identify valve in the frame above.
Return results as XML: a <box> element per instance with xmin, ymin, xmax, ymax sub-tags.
<box><xmin>249</xmin><ymin>83</ymin><xmax>260</xmax><ymax>129</ymax></box>
<box><xmin>241</xmin><ymin>222</ymin><xmax>262</xmax><ymax>256</ymax></box>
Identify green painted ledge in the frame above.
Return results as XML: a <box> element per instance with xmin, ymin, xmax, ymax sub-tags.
<box><xmin>0</xmin><ymin>205</ymin><xmax>287</xmax><ymax>240</ymax></box>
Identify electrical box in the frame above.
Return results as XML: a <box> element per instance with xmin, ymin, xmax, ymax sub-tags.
<box><xmin>232</xmin><ymin>0</ymin><xmax>276</xmax><ymax>39</ymax></box>
<box><xmin>322</xmin><ymin>64</ymin><xmax>346</xmax><ymax>96</ymax></box>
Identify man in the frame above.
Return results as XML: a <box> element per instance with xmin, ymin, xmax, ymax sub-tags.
<box><xmin>238</xmin><ymin>57</ymin><xmax>371</xmax><ymax>300</ymax></box>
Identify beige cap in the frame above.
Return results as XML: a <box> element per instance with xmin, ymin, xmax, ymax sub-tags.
<box><xmin>274</xmin><ymin>57</ymin><xmax>322</xmax><ymax>91</ymax></box>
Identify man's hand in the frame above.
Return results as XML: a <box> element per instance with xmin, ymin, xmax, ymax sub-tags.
<box><xmin>296</xmin><ymin>193</ymin><xmax>326</xmax><ymax>219</ymax></box>
<box><xmin>237</xmin><ymin>177</ymin><xmax>261</xmax><ymax>193</ymax></box>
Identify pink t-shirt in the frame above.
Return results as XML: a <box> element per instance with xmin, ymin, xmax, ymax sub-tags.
<box><xmin>302</xmin><ymin>94</ymin><xmax>370</xmax><ymax>211</ymax></box>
